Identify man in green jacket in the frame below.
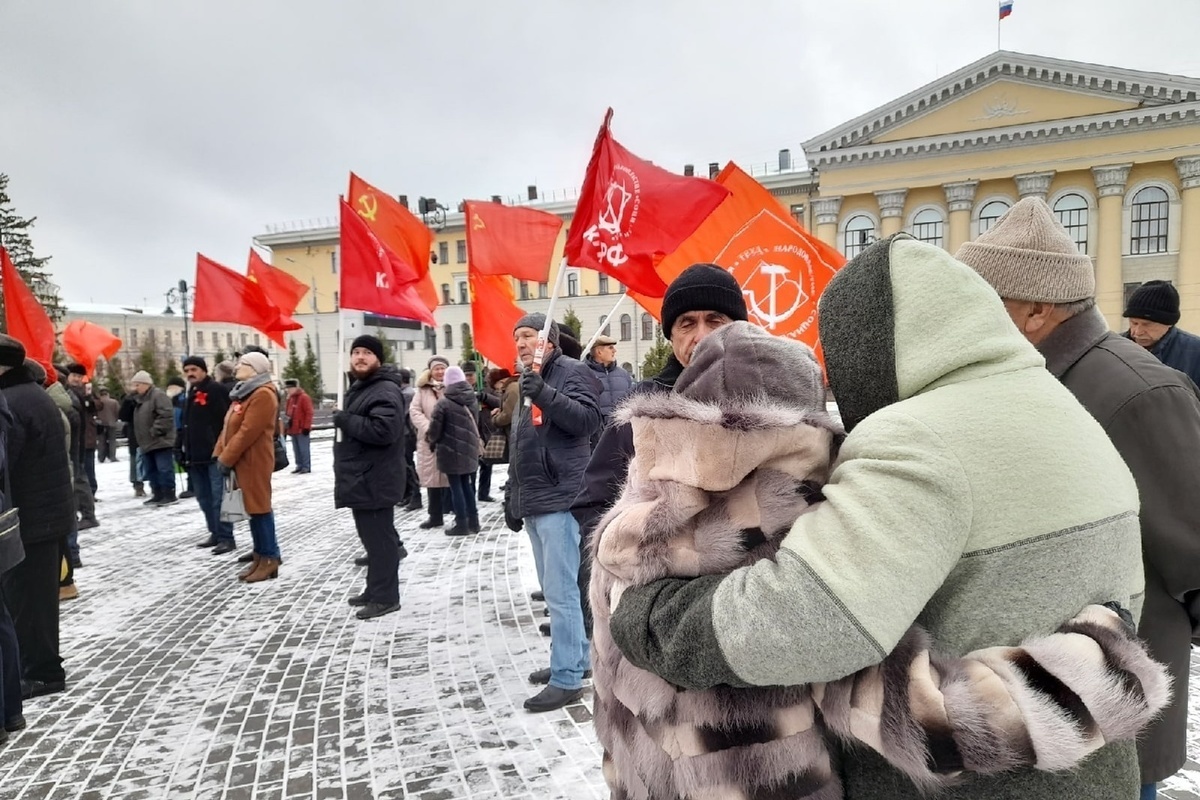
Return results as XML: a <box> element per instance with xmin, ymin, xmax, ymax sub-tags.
<box><xmin>608</xmin><ymin>235</ymin><xmax>1146</xmax><ymax>799</ymax></box>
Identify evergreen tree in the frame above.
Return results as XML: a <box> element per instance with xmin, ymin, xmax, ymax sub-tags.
<box><xmin>0</xmin><ymin>173</ymin><xmax>62</xmax><ymax>325</ymax></box>
<box><xmin>460</xmin><ymin>326</ymin><xmax>477</xmax><ymax>365</ymax></box>
<box><xmin>213</xmin><ymin>348</ymin><xmax>228</xmax><ymax>365</ymax></box>
<box><xmin>282</xmin><ymin>339</ymin><xmax>304</xmax><ymax>382</ymax></box>
<box><xmin>163</xmin><ymin>357</ymin><xmax>182</xmax><ymax>383</ymax></box>
<box><xmin>137</xmin><ymin>343</ymin><xmax>162</xmax><ymax>386</ymax></box>
<box><xmin>640</xmin><ymin>326</ymin><xmax>673</xmax><ymax>379</ymax></box>
<box><xmin>561</xmin><ymin>306</ymin><xmax>582</xmax><ymax>339</ymax></box>
<box><xmin>302</xmin><ymin>334</ymin><xmax>324</xmax><ymax>400</ymax></box>
<box><xmin>376</xmin><ymin>327</ymin><xmax>396</xmax><ymax>364</ymax></box>
<box><xmin>103</xmin><ymin>357</ymin><xmax>126</xmax><ymax>398</ymax></box>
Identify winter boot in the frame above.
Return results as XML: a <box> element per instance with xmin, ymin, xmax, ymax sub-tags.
<box><xmin>244</xmin><ymin>557</ymin><xmax>280</xmax><ymax>583</ymax></box>
<box><xmin>402</xmin><ymin>497</ymin><xmax>423</xmax><ymax>513</ymax></box>
<box><xmin>155</xmin><ymin>487</ymin><xmax>178</xmax><ymax>506</ymax></box>
<box><xmin>444</xmin><ymin>519</ymin><xmax>469</xmax><ymax>537</ymax></box>
<box><xmin>142</xmin><ymin>487</ymin><xmax>162</xmax><ymax>506</ymax></box>
<box><xmin>238</xmin><ymin>553</ymin><xmax>261</xmax><ymax>581</ymax></box>
<box><xmin>133</xmin><ymin>484</ymin><xmax>146</xmax><ymax>498</ymax></box>
<box><xmin>468</xmin><ymin>515</ymin><xmax>481</xmax><ymax>534</ymax></box>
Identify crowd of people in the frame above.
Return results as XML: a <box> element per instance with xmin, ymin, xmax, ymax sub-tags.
<box><xmin>1</xmin><ymin>198</ymin><xmax>1199</xmax><ymax>797</ymax></box>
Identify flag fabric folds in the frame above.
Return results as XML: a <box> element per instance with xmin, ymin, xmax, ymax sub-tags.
<box><xmin>347</xmin><ymin>172</ymin><xmax>439</xmax><ymax>312</ymax></box>
<box><xmin>1000</xmin><ymin>0</ymin><xmax>1014</xmax><ymax>19</ymax></box>
<box><xmin>338</xmin><ymin>199</ymin><xmax>436</xmax><ymax>327</ymax></box>
<box><xmin>62</xmin><ymin>320</ymin><xmax>122</xmax><ymax>378</ymax></box>
<box><xmin>464</xmin><ymin>201</ymin><xmax>561</xmax><ymax>283</ymax></box>
<box><xmin>248</xmin><ymin>248</ymin><xmax>309</xmax><ymax>316</ymax></box>
<box><xmin>564</xmin><ymin>109</ymin><xmax>730</xmax><ymax>298</ymax></box>
<box><xmin>469</xmin><ymin>271</ymin><xmax>524</xmax><ymax>369</ymax></box>
<box><xmin>192</xmin><ymin>253</ymin><xmax>302</xmax><ymax>348</ymax></box>
<box><xmin>1</xmin><ymin>246</ymin><xmax>56</xmax><ymax>379</ymax></box>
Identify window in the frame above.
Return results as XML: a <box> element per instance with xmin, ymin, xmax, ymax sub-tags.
<box><xmin>519</xmin><ymin>282</ymin><xmax>530</xmax><ymax>301</ymax></box>
<box><xmin>619</xmin><ymin>314</ymin><xmax>632</xmax><ymax>341</ymax></box>
<box><xmin>641</xmin><ymin>313</ymin><xmax>654</xmax><ymax>341</ymax></box>
<box><xmin>461</xmin><ymin>323</ymin><xmax>471</xmax><ymax>350</ymax></box>
<box><xmin>567</xmin><ymin>272</ymin><xmax>579</xmax><ymax>297</ymax></box>
<box><xmin>148</xmin><ymin>329</ymin><xmax>157</xmax><ymax>345</ymax></box>
<box><xmin>911</xmin><ymin>208</ymin><xmax>945</xmax><ymax>248</ymax></box>
<box><xmin>538</xmin><ymin>282</ymin><xmax>548</xmax><ymax>299</ymax></box>
<box><xmin>621</xmin><ymin>362</ymin><xmax>633</xmax><ymax>375</ymax></box>
<box><xmin>1131</xmin><ymin>186</ymin><xmax>1169</xmax><ymax>255</ymax></box>
<box><xmin>334</xmin><ymin>290</ymin><xmax>339</xmax><ymax>310</ymax></box>
<box><xmin>1053</xmin><ymin>193</ymin><xmax>1089</xmax><ymax>254</ymax></box>
<box><xmin>111</xmin><ymin>327</ymin><xmax>120</xmax><ymax>337</ymax></box>
<box><xmin>598</xmin><ymin>274</ymin><xmax>610</xmax><ymax>295</ymax></box>
<box><xmin>212</xmin><ymin>331</ymin><xmax>219</xmax><ymax>348</ymax></box>
<box><xmin>253</xmin><ymin>334</ymin><xmax>261</xmax><ymax>347</ymax></box>
<box><xmin>165</xmin><ymin>330</ymin><xmax>173</xmax><ymax>349</ymax></box>
<box><xmin>458</xmin><ymin>281</ymin><xmax>468</xmax><ymax>305</ymax></box>
<box><xmin>331</xmin><ymin>248</ymin><xmax>338</xmax><ymax>274</ymax></box>
<box><xmin>196</xmin><ymin>331</ymin><xmax>204</xmax><ymax>348</ymax></box>
<box><xmin>130</xmin><ymin>329</ymin><xmax>139</xmax><ymax>347</ymax></box>
<box><xmin>441</xmin><ymin>283</ymin><xmax>452</xmax><ymax>304</ymax></box>
<box><xmin>438</xmin><ymin>241</ymin><xmax>450</xmax><ymax>265</ymax></box>
<box><xmin>977</xmin><ymin>200</ymin><xmax>1010</xmax><ymax>235</ymax></box>
<box><xmin>405</xmin><ymin>341</ymin><xmax>415</xmax><ymax>351</ymax></box>
<box><xmin>843</xmin><ymin>215</ymin><xmax>874</xmax><ymax>258</ymax></box>
<box><xmin>599</xmin><ymin>316</ymin><xmax>611</xmax><ymax>336</ymax></box>
<box><xmin>226</xmin><ymin>332</ymin><xmax>234</xmax><ymax>348</ymax></box>
<box><xmin>456</xmin><ymin>239</ymin><xmax>467</xmax><ymax>263</ymax></box>
<box><xmin>443</xmin><ymin>324</ymin><xmax>453</xmax><ymax>349</ymax></box>
<box><xmin>240</xmin><ymin>333</ymin><xmax>248</xmax><ymax>347</ymax></box>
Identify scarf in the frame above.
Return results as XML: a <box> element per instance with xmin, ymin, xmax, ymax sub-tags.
<box><xmin>229</xmin><ymin>371</ymin><xmax>273</xmax><ymax>401</ymax></box>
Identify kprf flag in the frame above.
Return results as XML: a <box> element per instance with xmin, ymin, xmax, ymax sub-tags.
<box><xmin>338</xmin><ymin>199</ymin><xmax>436</xmax><ymax>327</ymax></box>
<box><xmin>0</xmin><ymin>246</ymin><xmax>55</xmax><ymax>379</ymax></box>
<box><xmin>348</xmin><ymin>172</ymin><xmax>440</xmax><ymax>312</ymax></box>
<box><xmin>564</xmin><ymin>109</ymin><xmax>730</xmax><ymax>298</ymax></box>
<box><xmin>469</xmin><ymin>270</ymin><xmax>524</xmax><ymax>369</ymax></box>
<box><xmin>192</xmin><ymin>254</ymin><xmax>302</xmax><ymax>347</ymax></box>
<box><xmin>62</xmin><ymin>320</ymin><xmax>122</xmax><ymax>378</ymax></box>
<box><xmin>248</xmin><ymin>248</ymin><xmax>309</xmax><ymax>317</ymax></box>
<box><xmin>464</xmin><ymin>201</ymin><xmax>561</xmax><ymax>283</ymax></box>
<box><xmin>1000</xmin><ymin>0</ymin><xmax>1013</xmax><ymax>19</ymax></box>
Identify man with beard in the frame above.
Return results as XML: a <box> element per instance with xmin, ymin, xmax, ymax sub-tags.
<box><xmin>178</xmin><ymin>356</ymin><xmax>235</xmax><ymax>555</ymax></box>
<box><xmin>333</xmin><ymin>336</ymin><xmax>408</xmax><ymax>621</ymax></box>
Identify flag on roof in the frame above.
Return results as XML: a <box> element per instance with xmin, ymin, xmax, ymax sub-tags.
<box><xmin>999</xmin><ymin>0</ymin><xmax>1013</xmax><ymax>19</ymax></box>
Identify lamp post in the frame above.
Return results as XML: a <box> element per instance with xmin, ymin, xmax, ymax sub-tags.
<box><xmin>165</xmin><ymin>279</ymin><xmax>193</xmax><ymax>356</ymax></box>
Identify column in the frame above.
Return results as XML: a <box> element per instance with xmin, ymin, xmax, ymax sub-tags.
<box><xmin>1092</xmin><ymin>163</ymin><xmax>1133</xmax><ymax>329</ymax></box>
<box><xmin>1175</xmin><ymin>156</ymin><xmax>1200</xmax><ymax>332</ymax></box>
<box><xmin>943</xmin><ymin>180</ymin><xmax>979</xmax><ymax>253</ymax></box>
<box><xmin>812</xmin><ymin>196</ymin><xmax>842</xmax><ymax>249</ymax></box>
<box><xmin>875</xmin><ymin>189</ymin><xmax>908</xmax><ymax>237</ymax></box>
<box><xmin>1014</xmin><ymin>171</ymin><xmax>1056</xmax><ymax>201</ymax></box>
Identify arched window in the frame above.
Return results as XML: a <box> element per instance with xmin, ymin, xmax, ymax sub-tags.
<box><xmin>911</xmin><ymin>208</ymin><xmax>945</xmax><ymax>248</ymax></box>
<box><xmin>567</xmin><ymin>272</ymin><xmax>579</xmax><ymax>297</ymax></box>
<box><xmin>843</xmin><ymin>215</ymin><xmax>874</xmax><ymax>258</ymax></box>
<box><xmin>619</xmin><ymin>314</ymin><xmax>632</xmax><ymax>341</ymax></box>
<box><xmin>977</xmin><ymin>200</ymin><xmax>1010</xmax><ymax>235</ymax></box>
<box><xmin>461</xmin><ymin>323</ymin><xmax>471</xmax><ymax>350</ymax></box>
<box><xmin>641</xmin><ymin>313</ymin><xmax>654</xmax><ymax>340</ymax></box>
<box><xmin>599</xmin><ymin>315</ymin><xmax>611</xmax><ymax>336</ymax></box>
<box><xmin>441</xmin><ymin>283</ymin><xmax>452</xmax><ymax>304</ymax></box>
<box><xmin>1053</xmin><ymin>193</ymin><xmax>1089</xmax><ymax>254</ymax></box>
<box><xmin>621</xmin><ymin>362</ymin><xmax>633</xmax><ymax>374</ymax></box>
<box><xmin>1131</xmin><ymin>186</ymin><xmax>1169</xmax><ymax>255</ymax></box>
<box><xmin>443</xmin><ymin>324</ymin><xmax>453</xmax><ymax>349</ymax></box>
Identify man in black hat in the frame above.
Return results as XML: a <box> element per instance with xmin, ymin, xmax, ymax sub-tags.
<box><xmin>64</xmin><ymin>365</ymin><xmax>99</xmax><ymax>498</ymax></box>
<box><xmin>178</xmin><ymin>355</ymin><xmax>235</xmax><ymax>554</ymax></box>
<box><xmin>1124</xmin><ymin>280</ymin><xmax>1200</xmax><ymax>388</ymax></box>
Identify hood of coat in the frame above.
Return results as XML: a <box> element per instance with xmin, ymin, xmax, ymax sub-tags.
<box><xmin>818</xmin><ymin>233</ymin><xmax>1044</xmax><ymax>432</ymax></box>
<box><xmin>443</xmin><ymin>381</ymin><xmax>477</xmax><ymax>406</ymax></box>
<box><xmin>415</xmin><ymin>368</ymin><xmax>443</xmax><ymax>391</ymax></box>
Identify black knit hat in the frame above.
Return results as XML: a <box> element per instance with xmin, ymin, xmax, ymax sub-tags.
<box><xmin>182</xmin><ymin>355</ymin><xmax>208</xmax><ymax>372</ymax></box>
<box><xmin>0</xmin><ymin>334</ymin><xmax>25</xmax><ymax>368</ymax></box>
<box><xmin>66</xmin><ymin>363</ymin><xmax>88</xmax><ymax>376</ymax></box>
<box><xmin>350</xmin><ymin>334</ymin><xmax>385</xmax><ymax>363</ymax></box>
<box><xmin>661</xmin><ymin>263</ymin><xmax>749</xmax><ymax>337</ymax></box>
<box><xmin>1124</xmin><ymin>280</ymin><xmax>1180</xmax><ymax>326</ymax></box>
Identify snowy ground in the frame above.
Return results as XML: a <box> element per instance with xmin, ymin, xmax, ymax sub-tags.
<box><xmin>2</xmin><ymin>434</ymin><xmax>1200</xmax><ymax>799</ymax></box>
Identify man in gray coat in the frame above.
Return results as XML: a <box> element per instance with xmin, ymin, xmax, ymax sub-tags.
<box><xmin>960</xmin><ymin>197</ymin><xmax>1200</xmax><ymax>800</ymax></box>
<box><xmin>130</xmin><ymin>371</ymin><xmax>178</xmax><ymax>507</ymax></box>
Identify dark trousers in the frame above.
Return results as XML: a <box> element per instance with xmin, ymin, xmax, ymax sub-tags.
<box><xmin>128</xmin><ymin>443</ymin><xmax>143</xmax><ymax>488</ymax></box>
<box><xmin>145</xmin><ymin>448</ymin><xmax>175</xmax><ymax>493</ymax></box>
<box><xmin>1</xmin><ymin>539</ymin><xmax>64</xmax><ymax>684</ymax></box>
<box><xmin>447</xmin><ymin>473</ymin><xmax>478</xmax><ymax>527</ymax></box>
<box><xmin>97</xmin><ymin>426</ymin><xmax>119</xmax><ymax>462</ymax></box>
<box><xmin>425</xmin><ymin>487</ymin><xmax>451</xmax><ymax>525</ymax></box>
<box><xmin>83</xmin><ymin>449</ymin><xmax>98</xmax><ymax>494</ymax></box>
<box><xmin>74</xmin><ymin>472</ymin><xmax>95</xmax><ymax>524</ymax></box>
<box><xmin>59</xmin><ymin>537</ymin><xmax>74</xmax><ymax>587</ymax></box>
<box><xmin>352</xmin><ymin>508</ymin><xmax>402</xmax><ymax>606</ymax></box>
<box><xmin>189</xmin><ymin>464</ymin><xmax>234</xmax><ymax>543</ymax></box>
<box><xmin>0</xmin><ymin>597</ymin><xmax>22</xmax><ymax>725</ymax></box>
<box><xmin>403</xmin><ymin>446</ymin><xmax>420</xmax><ymax>504</ymax></box>
<box><xmin>477</xmin><ymin>463</ymin><xmax>492</xmax><ymax>499</ymax></box>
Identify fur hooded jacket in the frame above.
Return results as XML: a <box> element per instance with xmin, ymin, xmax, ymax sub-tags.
<box><xmin>589</xmin><ymin>322</ymin><xmax>1170</xmax><ymax>800</ymax></box>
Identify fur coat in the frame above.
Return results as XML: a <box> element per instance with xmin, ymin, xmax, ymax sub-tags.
<box><xmin>590</xmin><ymin>391</ymin><xmax>1170</xmax><ymax>800</ymax></box>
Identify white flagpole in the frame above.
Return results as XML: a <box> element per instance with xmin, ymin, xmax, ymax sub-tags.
<box><xmin>582</xmin><ymin>289</ymin><xmax>629</xmax><ymax>354</ymax></box>
<box><xmin>335</xmin><ymin>310</ymin><xmax>346</xmax><ymax>409</ymax></box>
<box><xmin>524</xmin><ymin>258</ymin><xmax>570</xmax><ymax>408</ymax></box>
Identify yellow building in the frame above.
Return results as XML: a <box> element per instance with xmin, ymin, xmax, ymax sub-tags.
<box><xmin>254</xmin><ymin>50</ymin><xmax>1200</xmax><ymax>384</ymax></box>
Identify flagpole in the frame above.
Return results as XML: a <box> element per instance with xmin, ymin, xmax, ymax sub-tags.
<box><xmin>524</xmin><ymin>258</ymin><xmax>570</xmax><ymax>408</ymax></box>
<box><xmin>336</xmin><ymin>309</ymin><xmax>346</xmax><ymax>410</ymax></box>
<box><xmin>582</xmin><ymin>290</ymin><xmax>630</xmax><ymax>354</ymax></box>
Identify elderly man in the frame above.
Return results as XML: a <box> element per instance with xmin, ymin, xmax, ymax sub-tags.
<box><xmin>95</xmin><ymin>387</ymin><xmax>120</xmax><ymax>463</ymax></box>
<box><xmin>584</xmin><ymin>335</ymin><xmax>632</xmax><ymax>432</ymax></box>
<box><xmin>1123</xmin><ymin>280</ymin><xmax>1200</xmax><ymax>388</ymax></box>
<box><xmin>509</xmin><ymin>313</ymin><xmax>602</xmax><ymax>712</ymax></box>
<box><xmin>178</xmin><ymin>356</ymin><xmax>235</xmax><ymax>554</ymax></box>
<box><xmin>608</xmin><ymin>235</ymin><xmax>1146</xmax><ymax>799</ymax></box>
<box><xmin>960</xmin><ymin>197</ymin><xmax>1200</xmax><ymax>800</ymax></box>
<box><xmin>130</xmin><ymin>371</ymin><xmax>178</xmax><ymax>506</ymax></box>
<box><xmin>283</xmin><ymin>379</ymin><xmax>314</xmax><ymax>475</ymax></box>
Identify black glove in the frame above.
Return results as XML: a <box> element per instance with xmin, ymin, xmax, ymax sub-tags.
<box><xmin>217</xmin><ymin>461</ymin><xmax>232</xmax><ymax>476</ymax></box>
<box><xmin>519</xmin><ymin>370</ymin><xmax>547</xmax><ymax>402</ymax></box>
<box><xmin>332</xmin><ymin>410</ymin><xmax>346</xmax><ymax>428</ymax></box>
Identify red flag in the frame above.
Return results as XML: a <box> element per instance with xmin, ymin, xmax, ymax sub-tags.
<box><xmin>192</xmin><ymin>254</ymin><xmax>301</xmax><ymax>347</ymax></box>
<box><xmin>469</xmin><ymin>270</ymin><xmax>524</xmax><ymax>369</ymax></box>
<box><xmin>564</xmin><ymin>109</ymin><xmax>730</xmax><ymax>298</ymax></box>
<box><xmin>338</xmin><ymin>200</ymin><xmax>436</xmax><ymax>327</ymax></box>
<box><xmin>62</xmin><ymin>320</ymin><xmax>122</xmax><ymax>378</ymax></box>
<box><xmin>248</xmin><ymin>248</ymin><xmax>309</xmax><ymax>316</ymax></box>
<box><xmin>1</xmin><ymin>246</ymin><xmax>56</xmax><ymax>378</ymax></box>
<box><xmin>464</xmin><ymin>201</ymin><xmax>561</xmax><ymax>282</ymax></box>
<box><xmin>347</xmin><ymin>173</ymin><xmax>438</xmax><ymax>312</ymax></box>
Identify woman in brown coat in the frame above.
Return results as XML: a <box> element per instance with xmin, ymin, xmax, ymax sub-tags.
<box><xmin>214</xmin><ymin>352</ymin><xmax>280</xmax><ymax>583</ymax></box>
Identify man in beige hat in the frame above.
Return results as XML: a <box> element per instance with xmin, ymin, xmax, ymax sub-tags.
<box><xmin>959</xmin><ymin>196</ymin><xmax>1200</xmax><ymax>799</ymax></box>
<box><xmin>584</xmin><ymin>334</ymin><xmax>633</xmax><ymax>433</ymax></box>
<box><xmin>130</xmin><ymin>371</ymin><xmax>178</xmax><ymax>506</ymax></box>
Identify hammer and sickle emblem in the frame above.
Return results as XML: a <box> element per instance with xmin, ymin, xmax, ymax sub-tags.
<box><xmin>472</xmin><ymin>212</ymin><xmax>485</xmax><ymax>231</ymax></box>
<box><xmin>356</xmin><ymin>194</ymin><xmax>378</xmax><ymax>222</ymax></box>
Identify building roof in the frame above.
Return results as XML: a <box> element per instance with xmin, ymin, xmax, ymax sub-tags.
<box><xmin>63</xmin><ymin>301</ymin><xmax>159</xmax><ymax>317</ymax></box>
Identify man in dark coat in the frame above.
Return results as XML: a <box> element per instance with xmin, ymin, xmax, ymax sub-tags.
<box><xmin>118</xmin><ymin>391</ymin><xmax>144</xmax><ymax>497</ymax></box>
<box><xmin>333</xmin><ymin>336</ymin><xmax>407</xmax><ymax>622</ymax></box>
<box><xmin>177</xmin><ymin>356</ymin><xmax>235</xmax><ymax>554</ymax></box>
<box><xmin>509</xmin><ymin>313</ymin><xmax>602</xmax><ymax>712</ymax></box>
<box><xmin>0</xmin><ymin>387</ymin><xmax>24</xmax><ymax>739</ymax></box>
<box><xmin>584</xmin><ymin>335</ymin><xmax>633</xmax><ymax>429</ymax></box>
<box><xmin>131</xmin><ymin>371</ymin><xmax>177</xmax><ymax>506</ymax></box>
<box><xmin>95</xmin><ymin>387</ymin><xmax>120</xmax><ymax>463</ymax></box>
<box><xmin>961</xmin><ymin>197</ymin><xmax>1200</xmax><ymax>797</ymax></box>
<box><xmin>399</xmin><ymin>369</ymin><xmax>421</xmax><ymax>511</ymax></box>
<box><xmin>65</xmin><ymin>365</ymin><xmax>98</xmax><ymax>496</ymax></box>
<box><xmin>59</xmin><ymin>366</ymin><xmax>96</xmax><ymax>531</ymax></box>
<box><xmin>0</xmin><ymin>336</ymin><xmax>73</xmax><ymax>700</ymax></box>
<box><xmin>1123</xmin><ymin>280</ymin><xmax>1200</xmax><ymax>388</ymax></box>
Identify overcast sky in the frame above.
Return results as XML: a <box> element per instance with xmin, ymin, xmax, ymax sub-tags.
<box><xmin>2</xmin><ymin>0</ymin><xmax>1197</xmax><ymax>307</ymax></box>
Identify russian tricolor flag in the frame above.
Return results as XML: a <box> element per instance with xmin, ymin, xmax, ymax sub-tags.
<box><xmin>999</xmin><ymin>0</ymin><xmax>1014</xmax><ymax>19</ymax></box>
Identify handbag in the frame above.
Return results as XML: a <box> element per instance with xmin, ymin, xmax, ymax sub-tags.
<box><xmin>273</xmin><ymin>435</ymin><xmax>289</xmax><ymax>472</ymax></box>
<box><xmin>482</xmin><ymin>432</ymin><xmax>508</xmax><ymax>464</ymax></box>
<box><xmin>0</xmin><ymin>460</ymin><xmax>23</xmax><ymax>575</ymax></box>
<box><xmin>219</xmin><ymin>474</ymin><xmax>251</xmax><ymax>523</ymax></box>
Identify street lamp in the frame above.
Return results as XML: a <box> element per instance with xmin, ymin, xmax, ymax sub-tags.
<box><xmin>418</xmin><ymin>197</ymin><xmax>447</xmax><ymax>230</ymax></box>
<box><xmin>164</xmin><ymin>279</ymin><xmax>193</xmax><ymax>356</ymax></box>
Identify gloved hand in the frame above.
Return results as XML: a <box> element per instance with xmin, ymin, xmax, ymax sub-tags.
<box><xmin>332</xmin><ymin>410</ymin><xmax>346</xmax><ymax>428</ymax></box>
<box><xmin>217</xmin><ymin>461</ymin><xmax>233</xmax><ymax>477</ymax></box>
<box><xmin>519</xmin><ymin>370</ymin><xmax>547</xmax><ymax>402</ymax></box>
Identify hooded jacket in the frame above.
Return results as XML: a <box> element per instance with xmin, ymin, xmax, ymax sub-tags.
<box><xmin>409</xmin><ymin>370</ymin><xmax>449</xmax><ymax>489</ymax></box>
<box><xmin>333</xmin><ymin>366</ymin><xmax>407</xmax><ymax>509</ymax></box>
<box><xmin>427</xmin><ymin>381</ymin><xmax>481</xmax><ymax>477</ymax></box>
<box><xmin>609</xmin><ymin>236</ymin><xmax>1147</xmax><ymax>799</ymax></box>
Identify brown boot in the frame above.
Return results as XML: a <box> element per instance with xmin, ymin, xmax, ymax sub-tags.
<box><xmin>244</xmin><ymin>557</ymin><xmax>279</xmax><ymax>583</ymax></box>
<box><xmin>237</xmin><ymin>553</ymin><xmax>261</xmax><ymax>581</ymax></box>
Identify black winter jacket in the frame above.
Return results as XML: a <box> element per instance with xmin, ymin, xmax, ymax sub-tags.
<box><xmin>509</xmin><ymin>349</ymin><xmax>602</xmax><ymax>518</ymax></box>
<box><xmin>1130</xmin><ymin>325</ymin><xmax>1200</xmax><ymax>389</ymax></box>
<box><xmin>0</xmin><ymin>366</ymin><xmax>75</xmax><ymax>544</ymax></box>
<box><xmin>428</xmin><ymin>382</ymin><xmax>481</xmax><ymax>476</ymax></box>
<box><xmin>178</xmin><ymin>377</ymin><xmax>232</xmax><ymax>466</ymax></box>
<box><xmin>119</xmin><ymin>395</ymin><xmax>138</xmax><ymax>448</ymax></box>
<box><xmin>585</xmin><ymin>357</ymin><xmax>634</xmax><ymax>421</ymax></box>
<box><xmin>333</xmin><ymin>366</ymin><xmax>407</xmax><ymax>510</ymax></box>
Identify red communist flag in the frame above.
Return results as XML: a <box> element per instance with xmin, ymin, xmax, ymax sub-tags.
<box><xmin>464</xmin><ymin>201</ymin><xmax>561</xmax><ymax>283</ymax></box>
<box><xmin>192</xmin><ymin>254</ymin><xmax>302</xmax><ymax>347</ymax></box>
<box><xmin>564</xmin><ymin>109</ymin><xmax>730</xmax><ymax>298</ymax></box>
<box><xmin>469</xmin><ymin>270</ymin><xmax>524</xmax><ymax>369</ymax></box>
<box><xmin>347</xmin><ymin>172</ymin><xmax>439</xmax><ymax>312</ymax></box>
<box><xmin>62</xmin><ymin>320</ymin><xmax>122</xmax><ymax>378</ymax></box>
<box><xmin>1</xmin><ymin>246</ymin><xmax>56</xmax><ymax>379</ymax></box>
<box><xmin>248</xmin><ymin>248</ymin><xmax>309</xmax><ymax>316</ymax></box>
<box><xmin>338</xmin><ymin>199</ymin><xmax>436</xmax><ymax>327</ymax></box>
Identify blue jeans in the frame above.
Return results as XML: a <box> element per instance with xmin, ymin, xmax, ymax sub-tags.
<box><xmin>188</xmin><ymin>464</ymin><xmax>234</xmax><ymax>543</ymax></box>
<box><xmin>145</xmin><ymin>448</ymin><xmax>175</xmax><ymax>492</ymax></box>
<box><xmin>249</xmin><ymin>512</ymin><xmax>280</xmax><ymax>560</ymax></box>
<box><xmin>525</xmin><ymin>511</ymin><xmax>589</xmax><ymax>690</ymax></box>
<box><xmin>447</xmin><ymin>473</ymin><xmax>477</xmax><ymax>527</ymax></box>
<box><xmin>1142</xmin><ymin>784</ymin><xmax>1157</xmax><ymax>800</ymax></box>
<box><xmin>291</xmin><ymin>433</ymin><xmax>311</xmax><ymax>472</ymax></box>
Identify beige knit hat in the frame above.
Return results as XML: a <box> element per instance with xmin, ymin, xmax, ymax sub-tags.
<box><xmin>237</xmin><ymin>351</ymin><xmax>271</xmax><ymax>375</ymax></box>
<box><xmin>955</xmin><ymin>197</ymin><xmax>1094</xmax><ymax>303</ymax></box>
